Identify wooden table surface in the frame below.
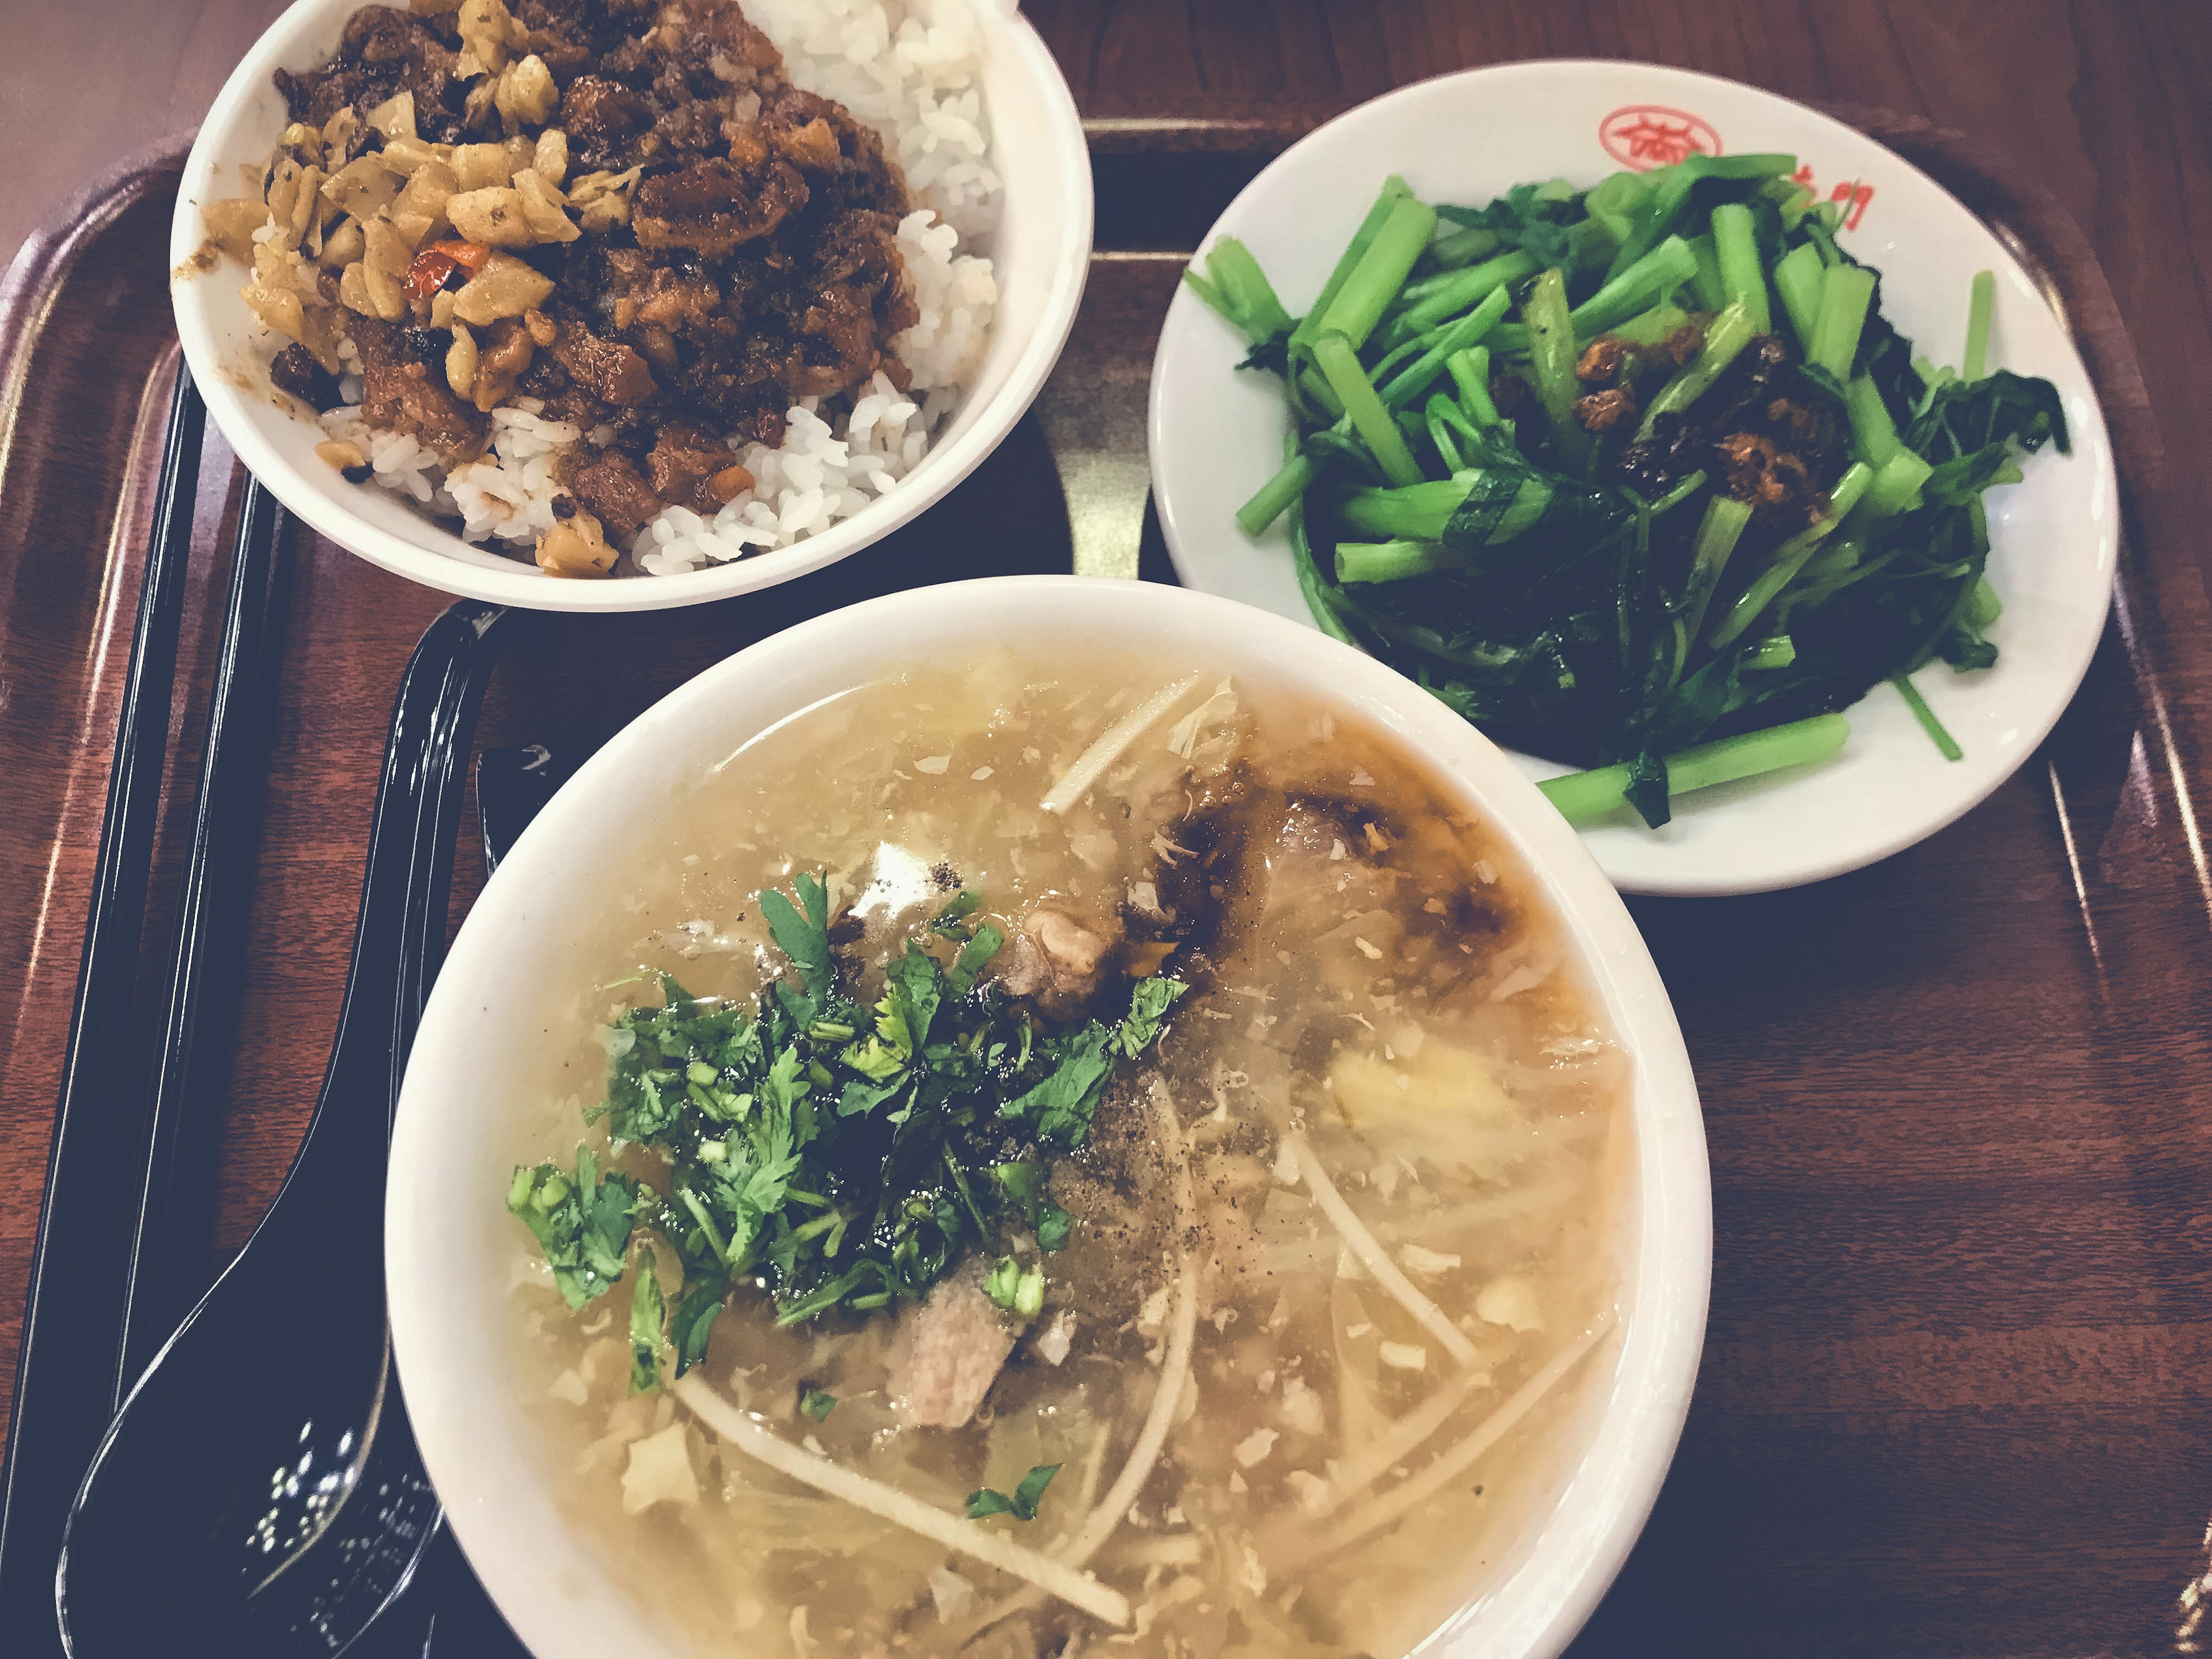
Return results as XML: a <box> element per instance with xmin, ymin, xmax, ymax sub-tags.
<box><xmin>5</xmin><ymin>5</ymin><xmax>2212</xmax><ymax>1658</ymax></box>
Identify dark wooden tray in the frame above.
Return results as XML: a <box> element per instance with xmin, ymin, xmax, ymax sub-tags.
<box><xmin>3</xmin><ymin>111</ymin><xmax>2210</xmax><ymax>1659</ymax></box>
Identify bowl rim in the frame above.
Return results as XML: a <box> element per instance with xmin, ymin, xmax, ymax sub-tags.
<box><xmin>168</xmin><ymin>0</ymin><xmax>1094</xmax><ymax>613</ymax></box>
<box><xmin>1143</xmin><ymin>57</ymin><xmax>2119</xmax><ymax>897</ymax></box>
<box><xmin>387</xmin><ymin>573</ymin><xmax>1711</xmax><ymax>1659</ymax></box>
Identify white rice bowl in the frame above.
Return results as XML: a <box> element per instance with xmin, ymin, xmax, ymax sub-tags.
<box><xmin>311</xmin><ymin>0</ymin><xmax>1003</xmax><ymax>577</ymax></box>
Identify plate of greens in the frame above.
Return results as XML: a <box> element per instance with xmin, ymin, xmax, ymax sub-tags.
<box><xmin>1149</xmin><ymin>61</ymin><xmax>2116</xmax><ymax>896</ymax></box>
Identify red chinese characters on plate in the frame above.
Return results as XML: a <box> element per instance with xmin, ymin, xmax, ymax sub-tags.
<box><xmin>1594</xmin><ymin>111</ymin><xmax>1878</xmax><ymax>231</ymax></box>
<box><xmin>1600</xmin><ymin>105</ymin><xmax>1722</xmax><ymax>170</ymax></box>
<box><xmin>1789</xmin><ymin>162</ymin><xmax>1877</xmax><ymax>231</ymax></box>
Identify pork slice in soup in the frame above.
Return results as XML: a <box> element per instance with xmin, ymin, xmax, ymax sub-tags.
<box><xmin>505</xmin><ymin>653</ymin><xmax>1629</xmax><ymax>1658</ymax></box>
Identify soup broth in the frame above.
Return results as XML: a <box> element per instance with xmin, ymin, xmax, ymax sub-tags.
<box><xmin>506</xmin><ymin>650</ymin><xmax>1630</xmax><ymax>1658</ymax></box>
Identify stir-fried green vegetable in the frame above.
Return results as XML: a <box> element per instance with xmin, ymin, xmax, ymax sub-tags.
<box><xmin>507</xmin><ymin>876</ymin><xmax>1186</xmax><ymax>1389</ymax></box>
<box><xmin>1188</xmin><ymin>157</ymin><xmax>2070</xmax><ymax>827</ymax></box>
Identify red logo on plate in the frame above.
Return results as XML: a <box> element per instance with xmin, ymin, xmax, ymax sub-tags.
<box><xmin>1599</xmin><ymin>105</ymin><xmax>1722</xmax><ymax>171</ymax></box>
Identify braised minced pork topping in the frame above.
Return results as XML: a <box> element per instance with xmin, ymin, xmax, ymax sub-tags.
<box><xmin>207</xmin><ymin>0</ymin><xmax>918</xmax><ymax>566</ymax></box>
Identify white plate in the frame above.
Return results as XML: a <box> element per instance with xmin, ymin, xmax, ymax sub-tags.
<box><xmin>1149</xmin><ymin>61</ymin><xmax>2117</xmax><ymax>896</ymax></box>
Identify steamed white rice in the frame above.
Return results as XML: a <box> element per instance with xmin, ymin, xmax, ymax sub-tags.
<box><xmin>317</xmin><ymin>0</ymin><xmax>1002</xmax><ymax>577</ymax></box>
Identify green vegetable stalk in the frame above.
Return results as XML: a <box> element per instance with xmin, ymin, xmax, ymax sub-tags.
<box><xmin>1709</xmin><ymin>203</ymin><xmax>1772</xmax><ymax>333</ymax></box>
<box><xmin>1448</xmin><ymin>346</ymin><xmax>1501</xmax><ymax>426</ymax></box>
<box><xmin>1679</xmin><ymin>495</ymin><xmax>1754</xmax><ymax>640</ymax></box>
<box><xmin>1637</xmin><ymin>298</ymin><xmax>1756</xmax><ymax>438</ymax></box>
<box><xmin>1844</xmin><ymin>374</ymin><xmax>1901</xmax><ymax>467</ymax></box>
<box><xmin>1570</xmin><ymin>235</ymin><xmax>1700</xmax><ymax>338</ymax></box>
<box><xmin>1382</xmin><ymin>249</ymin><xmax>1535</xmax><ymax>347</ymax></box>
<box><xmin>1540</xmin><ymin>714</ymin><xmax>1850</xmax><ymax>825</ymax></box>
<box><xmin>1312</xmin><ymin>334</ymin><xmax>1425</xmax><ymax>487</ymax></box>
<box><xmin>1706</xmin><ymin>460</ymin><xmax>1874</xmax><ymax>648</ymax></box>
<box><xmin>1289</xmin><ymin>176</ymin><xmax>1415</xmax><ymax>353</ymax></box>
<box><xmin>1429</xmin><ymin>222</ymin><xmax>1501</xmax><ymax>269</ymax></box>
<box><xmin>1180</xmin><ymin>237</ymin><xmax>1293</xmax><ymax>348</ymax></box>
<box><xmin>1891</xmin><ymin>672</ymin><xmax>1963</xmax><ymax>760</ymax></box>
<box><xmin>1809</xmin><ymin>263</ymin><xmax>1878</xmax><ymax>379</ymax></box>
<box><xmin>1309</xmin><ymin>194</ymin><xmax>1439</xmax><ymax>350</ymax></box>
<box><xmin>1337</xmin><ymin>539</ymin><xmax>1457</xmax><ymax>584</ymax></box>
<box><xmin>1522</xmin><ymin>268</ymin><xmax>1589</xmax><ymax>469</ymax></box>
<box><xmin>1236</xmin><ymin>452</ymin><xmax>1320</xmax><ymax>539</ymax></box>
<box><xmin>1685</xmin><ymin>233</ymin><xmax>1727</xmax><ymax>312</ymax></box>
<box><xmin>1379</xmin><ymin>286</ymin><xmax>1513</xmax><ymax>410</ymax></box>
<box><xmin>1860</xmin><ymin>449</ymin><xmax>1933</xmax><ymax>518</ymax></box>
<box><xmin>1963</xmin><ymin>270</ymin><xmax>1996</xmax><ymax>382</ymax></box>
<box><xmin>1771</xmin><ymin>243</ymin><xmax>1825</xmax><ymax>351</ymax></box>
<box><xmin>1289</xmin><ymin>475</ymin><xmax>1358</xmax><ymax>643</ymax></box>
<box><xmin>1745</xmin><ymin>634</ymin><xmax>1797</xmax><ymax>671</ymax></box>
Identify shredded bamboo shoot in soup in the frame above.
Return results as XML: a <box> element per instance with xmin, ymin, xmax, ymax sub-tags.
<box><xmin>505</xmin><ymin>650</ymin><xmax>1630</xmax><ymax>1658</ymax></box>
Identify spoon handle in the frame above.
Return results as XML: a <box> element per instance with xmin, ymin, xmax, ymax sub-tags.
<box><xmin>358</xmin><ymin>600</ymin><xmax>512</xmax><ymax>1136</ymax></box>
<box><xmin>194</xmin><ymin>597</ymin><xmax>510</xmax><ymax>1255</ymax></box>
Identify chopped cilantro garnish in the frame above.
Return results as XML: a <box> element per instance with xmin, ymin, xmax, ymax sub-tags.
<box><xmin>667</xmin><ymin>1272</ymin><xmax>726</xmax><ymax>1374</ymax></box>
<box><xmin>758</xmin><ymin>872</ymin><xmax>833</xmax><ymax>997</ymax></box>
<box><xmin>967</xmin><ymin>1463</ymin><xmax>1061</xmax><ymax>1522</ymax></box>
<box><xmin>1001</xmin><ymin>977</ymin><xmax>1188</xmax><ymax>1147</ymax></box>
<box><xmin>1014</xmin><ymin>1461</ymin><xmax>1060</xmax><ymax>1514</ymax></box>
<box><xmin>506</xmin><ymin>1147</ymin><xmax>642</xmax><ymax>1310</ymax></box>
<box><xmin>800</xmin><ymin>1387</ymin><xmax>838</xmax><ymax>1422</ymax></box>
<box><xmin>991</xmin><ymin>1161</ymin><xmax>1044</xmax><ymax>1214</ymax></box>
<box><xmin>948</xmin><ymin>925</ymin><xmax>1005</xmax><ymax>995</ymax></box>
<box><xmin>507</xmin><ymin>876</ymin><xmax>1188</xmax><ymax>1387</ymax></box>
<box><xmin>1036</xmin><ymin>1200</ymin><xmax>1072</xmax><ymax>1254</ymax></box>
<box><xmin>628</xmin><ymin>1247</ymin><xmax>665</xmax><ymax>1393</ymax></box>
<box><xmin>983</xmin><ymin>1255</ymin><xmax>1046</xmax><ymax>1318</ymax></box>
<box><xmin>930</xmin><ymin>889</ymin><xmax>984</xmax><ymax>935</ymax></box>
<box><xmin>1118</xmin><ymin>975</ymin><xmax>1190</xmax><ymax>1056</ymax></box>
<box><xmin>986</xmin><ymin>1165</ymin><xmax>1075</xmax><ymax>1254</ymax></box>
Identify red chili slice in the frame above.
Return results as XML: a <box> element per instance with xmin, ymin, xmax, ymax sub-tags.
<box><xmin>403</xmin><ymin>248</ymin><xmax>458</xmax><ymax>302</ymax></box>
<box><xmin>402</xmin><ymin>240</ymin><xmax>493</xmax><ymax>303</ymax></box>
<box><xmin>429</xmin><ymin>239</ymin><xmax>492</xmax><ymax>272</ymax></box>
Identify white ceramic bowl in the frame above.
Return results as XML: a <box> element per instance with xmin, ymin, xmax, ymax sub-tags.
<box><xmin>169</xmin><ymin>0</ymin><xmax>1092</xmax><ymax>612</ymax></box>
<box><xmin>1150</xmin><ymin>61</ymin><xmax>2118</xmax><ymax>896</ymax></box>
<box><xmin>387</xmin><ymin>575</ymin><xmax>1710</xmax><ymax>1659</ymax></box>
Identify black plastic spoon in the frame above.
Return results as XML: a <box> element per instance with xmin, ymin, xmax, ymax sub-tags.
<box><xmin>56</xmin><ymin>600</ymin><xmax>510</xmax><ymax>1657</ymax></box>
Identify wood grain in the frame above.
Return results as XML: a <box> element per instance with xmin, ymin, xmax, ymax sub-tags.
<box><xmin>3</xmin><ymin>7</ymin><xmax>2212</xmax><ymax>1658</ymax></box>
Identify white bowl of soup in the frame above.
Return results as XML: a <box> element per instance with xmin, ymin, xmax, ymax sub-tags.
<box><xmin>388</xmin><ymin>575</ymin><xmax>1709</xmax><ymax>1658</ymax></box>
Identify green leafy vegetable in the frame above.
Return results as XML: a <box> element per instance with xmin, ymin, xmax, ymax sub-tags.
<box><xmin>967</xmin><ymin>1463</ymin><xmax>1061</xmax><ymax>1522</ymax></box>
<box><xmin>800</xmin><ymin>1387</ymin><xmax>838</xmax><ymax>1422</ymax></box>
<box><xmin>1192</xmin><ymin>151</ymin><xmax>2072</xmax><ymax>815</ymax></box>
